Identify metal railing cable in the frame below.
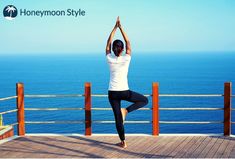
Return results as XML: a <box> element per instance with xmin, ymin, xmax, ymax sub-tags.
<box><xmin>25</xmin><ymin>94</ymin><xmax>83</xmax><ymax>98</ymax></box>
<box><xmin>159</xmin><ymin>121</ymin><xmax>223</xmax><ymax>124</ymax></box>
<box><xmin>24</xmin><ymin>120</ymin><xmax>223</xmax><ymax>124</ymax></box>
<box><xmin>25</xmin><ymin>121</ymin><xmax>84</xmax><ymax>124</ymax></box>
<box><xmin>159</xmin><ymin>94</ymin><xmax>223</xmax><ymax>97</ymax></box>
<box><xmin>9</xmin><ymin>122</ymin><xmax>18</xmax><ymax>126</ymax></box>
<box><xmin>0</xmin><ymin>96</ymin><xmax>17</xmax><ymax>101</ymax></box>
<box><xmin>160</xmin><ymin>108</ymin><xmax>223</xmax><ymax>110</ymax></box>
<box><xmin>0</xmin><ymin>96</ymin><xmax>18</xmax><ymax>126</ymax></box>
<box><xmin>0</xmin><ymin>109</ymin><xmax>18</xmax><ymax>115</ymax></box>
<box><xmin>23</xmin><ymin>94</ymin><xmax>226</xmax><ymax>98</ymax></box>
<box><xmin>23</xmin><ymin>107</ymin><xmax>224</xmax><ymax>111</ymax></box>
<box><xmin>25</xmin><ymin>108</ymin><xmax>84</xmax><ymax>111</ymax></box>
<box><xmin>91</xmin><ymin>94</ymin><xmax>151</xmax><ymax>97</ymax></box>
<box><xmin>24</xmin><ymin>120</ymin><xmax>152</xmax><ymax>124</ymax></box>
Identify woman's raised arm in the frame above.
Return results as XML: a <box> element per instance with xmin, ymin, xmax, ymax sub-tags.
<box><xmin>118</xmin><ymin>18</ymin><xmax>131</xmax><ymax>55</ymax></box>
<box><xmin>106</xmin><ymin>18</ymin><xmax>119</xmax><ymax>55</ymax></box>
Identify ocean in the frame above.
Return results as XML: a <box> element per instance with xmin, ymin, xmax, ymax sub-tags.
<box><xmin>0</xmin><ymin>52</ymin><xmax>234</xmax><ymax>134</ymax></box>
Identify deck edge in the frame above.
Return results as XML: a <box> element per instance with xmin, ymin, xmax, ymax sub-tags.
<box><xmin>24</xmin><ymin>133</ymin><xmax>225</xmax><ymax>137</ymax></box>
<box><xmin>0</xmin><ymin>135</ymin><xmax>19</xmax><ymax>145</ymax></box>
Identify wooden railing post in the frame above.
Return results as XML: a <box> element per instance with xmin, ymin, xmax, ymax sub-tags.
<box><xmin>152</xmin><ymin>82</ymin><xmax>159</xmax><ymax>136</ymax></box>
<box><xmin>224</xmin><ymin>82</ymin><xmax>231</xmax><ymax>136</ymax></box>
<box><xmin>85</xmin><ymin>82</ymin><xmax>92</xmax><ymax>136</ymax></box>
<box><xmin>16</xmin><ymin>83</ymin><xmax>25</xmax><ymax>136</ymax></box>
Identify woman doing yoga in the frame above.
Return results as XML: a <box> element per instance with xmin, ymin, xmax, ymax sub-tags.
<box><xmin>106</xmin><ymin>17</ymin><xmax>148</xmax><ymax>148</ymax></box>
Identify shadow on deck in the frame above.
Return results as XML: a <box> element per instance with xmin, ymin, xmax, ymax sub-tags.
<box><xmin>0</xmin><ymin>135</ymin><xmax>235</xmax><ymax>158</ymax></box>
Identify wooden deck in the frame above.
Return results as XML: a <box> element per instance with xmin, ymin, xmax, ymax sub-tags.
<box><xmin>0</xmin><ymin>135</ymin><xmax>235</xmax><ymax>158</ymax></box>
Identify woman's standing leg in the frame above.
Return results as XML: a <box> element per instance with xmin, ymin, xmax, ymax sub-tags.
<box><xmin>108</xmin><ymin>94</ymin><xmax>125</xmax><ymax>141</ymax></box>
<box><xmin>125</xmin><ymin>90</ymin><xmax>149</xmax><ymax>113</ymax></box>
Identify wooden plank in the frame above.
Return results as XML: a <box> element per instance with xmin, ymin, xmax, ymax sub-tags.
<box><xmin>16</xmin><ymin>137</ymin><xmax>64</xmax><ymax>158</ymax></box>
<box><xmin>39</xmin><ymin>136</ymin><xmax>71</xmax><ymax>158</ymax></box>
<box><xmin>82</xmin><ymin>136</ymin><xmax>141</xmax><ymax>158</ymax></box>
<box><xmin>69</xmin><ymin>135</ymin><xmax>121</xmax><ymax>158</ymax></box>
<box><xmin>131</xmin><ymin>136</ymin><xmax>170</xmax><ymax>158</ymax></box>
<box><xmin>197</xmin><ymin>137</ymin><xmax>218</xmax><ymax>158</ymax></box>
<box><xmin>29</xmin><ymin>136</ymin><xmax>104</xmax><ymax>158</ymax></box>
<box><xmin>154</xmin><ymin>136</ymin><xmax>185</xmax><ymax>157</ymax></box>
<box><xmin>205</xmin><ymin>136</ymin><xmax>224</xmax><ymax>158</ymax></box>
<box><xmin>163</xmin><ymin>136</ymin><xmax>190</xmax><ymax>156</ymax></box>
<box><xmin>133</xmin><ymin>136</ymin><xmax>164</xmax><ymax>158</ymax></box>
<box><xmin>110</xmin><ymin>136</ymin><xmax>145</xmax><ymax>158</ymax></box>
<box><xmin>167</xmin><ymin>136</ymin><xmax>192</xmax><ymax>157</ymax></box>
<box><xmin>229</xmin><ymin>145</ymin><xmax>235</xmax><ymax>158</ymax></box>
<box><xmin>87</xmin><ymin>136</ymin><xmax>121</xmax><ymax>158</ymax></box>
<box><xmin>176</xmin><ymin>136</ymin><xmax>202</xmax><ymax>158</ymax></box>
<box><xmin>95</xmin><ymin>136</ymin><xmax>125</xmax><ymax>158</ymax></box>
<box><xmin>105</xmin><ymin>136</ymin><xmax>130</xmax><ymax>157</ymax></box>
<box><xmin>183</xmin><ymin>136</ymin><xmax>206</xmax><ymax>158</ymax></box>
<box><xmin>0</xmin><ymin>136</ymin><xmax>105</xmax><ymax>158</ymax></box>
<box><xmin>108</xmin><ymin>136</ymin><xmax>163</xmax><ymax>158</ymax></box>
<box><xmin>188</xmin><ymin>136</ymin><xmax>212</xmax><ymax>158</ymax></box>
<box><xmin>138</xmin><ymin>136</ymin><xmax>163</xmax><ymax>158</ymax></box>
<box><xmin>137</xmin><ymin>136</ymin><xmax>163</xmax><ymax>158</ymax></box>
<box><xmin>62</xmin><ymin>136</ymin><xmax>108</xmax><ymax>158</ymax></box>
<box><xmin>228</xmin><ymin>139</ymin><xmax>235</xmax><ymax>158</ymax></box>
<box><xmin>0</xmin><ymin>143</ymin><xmax>18</xmax><ymax>157</ymax></box>
<box><xmin>145</xmin><ymin>136</ymin><xmax>177</xmax><ymax>158</ymax></box>
<box><xmin>214</xmin><ymin>137</ymin><xmax>230</xmax><ymax>158</ymax></box>
<box><xmin>222</xmin><ymin>137</ymin><xmax>235</xmax><ymax>158</ymax></box>
<box><xmin>1</xmin><ymin>138</ymin><xmax>51</xmax><ymax>157</ymax></box>
<box><xmin>111</xmin><ymin>136</ymin><xmax>152</xmax><ymax>158</ymax></box>
<box><xmin>42</xmin><ymin>136</ymin><xmax>83</xmax><ymax>158</ymax></box>
<box><xmin>173</xmin><ymin>136</ymin><xmax>195</xmax><ymax>157</ymax></box>
<box><xmin>1</xmin><ymin>137</ymin><xmax>33</xmax><ymax>157</ymax></box>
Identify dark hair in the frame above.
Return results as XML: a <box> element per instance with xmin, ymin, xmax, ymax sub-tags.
<box><xmin>112</xmin><ymin>39</ymin><xmax>124</xmax><ymax>56</ymax></box>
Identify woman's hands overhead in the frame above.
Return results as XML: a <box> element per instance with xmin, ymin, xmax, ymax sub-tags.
<box><xmin>106</xmin><ymin>16</ymin><xmax>131</xmax><ymax>56</ymax></box>
<box><xmin>115</xmin><ymin>16</ymin><xmax>121</xmax><ymax>28</ymax></box>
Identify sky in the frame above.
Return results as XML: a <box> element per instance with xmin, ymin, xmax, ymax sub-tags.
<box><xmin>0</xmin><ymin>0</ymin><xmax>235</xmax><ymax>55</ymax></box>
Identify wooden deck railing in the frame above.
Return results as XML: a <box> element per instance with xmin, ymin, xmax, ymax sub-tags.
<box><xmin>0</xmin><ymin>82</ymin><xmax>234</xmax><ymax>136</ymax></box>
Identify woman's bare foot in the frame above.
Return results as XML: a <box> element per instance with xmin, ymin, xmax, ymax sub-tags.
<box><xmin>121</xmin><ymin>108</ymin><xmax>128</xmax><ymax>123</ymax></box>
<box><xmin>117</xmin><ymin>140</ymin><xmax>127</xmax><ymax>148</ymax></box>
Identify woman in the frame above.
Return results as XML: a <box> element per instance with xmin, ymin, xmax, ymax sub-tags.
<box><xmin>106</xmin><ymin>17</ymin><xmax>148</xmax><ymax>148</ymax></box>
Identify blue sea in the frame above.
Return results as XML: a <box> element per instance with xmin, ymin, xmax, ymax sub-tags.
<box><xmin>0</xmin><ymin>52</ymin><xmax>234</xmax><ymax>135</ymax></box>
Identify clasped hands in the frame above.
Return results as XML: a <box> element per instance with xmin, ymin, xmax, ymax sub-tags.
<box><xmin>114</xmin><ymin>16</ymin><xmax>122</xmax><ymax>29</ymax></box>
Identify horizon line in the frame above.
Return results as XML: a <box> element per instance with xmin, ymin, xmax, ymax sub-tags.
<box><xmin>0</xmin><ymin>51</ymin><xmax>235</xmax><ymax>56</ymax></box>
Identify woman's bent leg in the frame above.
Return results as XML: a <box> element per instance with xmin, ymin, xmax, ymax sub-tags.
<box><xmin>125</xmin><ymin>90</ymin><xmax>148</xmax><ymax>113</ymax></box>
<box><xmin>108</xmin><ymin>97</ymin><xmax>125</xmax><ymax>141</ymax></box>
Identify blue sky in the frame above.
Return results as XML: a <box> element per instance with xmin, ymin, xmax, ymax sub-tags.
<box><xmin>1</xmin><ymin>0</ymin><xmax>235</xmax><ymax>54</ymax></box>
